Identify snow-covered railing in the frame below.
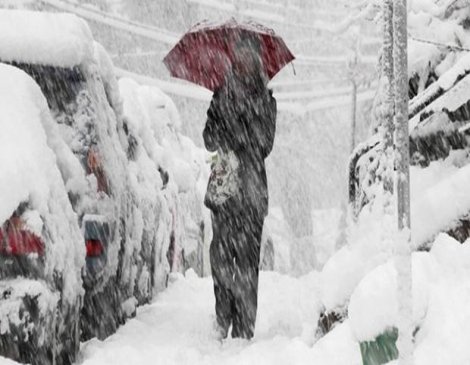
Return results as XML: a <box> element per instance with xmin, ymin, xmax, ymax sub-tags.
<box><xmin>0</xmin><ymin>0</ymin><xmax>34</xmax><ymax>7</ymax></box>
<box><xmin>115</xmin><ymin>67</ymin><xmax>374</xmax><ymax>114</ymax></box>
<box><xmin>295</xmin><ymin>54</ymin><xmax>377</xmax><ymax>66</ymax></box>
<box><xmin>270</xmin><ymin>77</ymin><xmax>350</xmax><ymax>88</ymax></box>
<box><xmin>39</xmin><ymin>0</ymin><xmax>179</xmax><ymax>45</ymax></box>
<box><xmin>187</xmin><ymin>0</ymin><xmax>321</xmax><ymax>31</ymax></box>
<box><xmin>275</xmin><ymin>84</ymin><xmax>375</xmax><ymax>101</ymax></box>
<box><xmin>238</xmin><ymin>0</ymin><xmax>298</xmax><ymax>13</ymax></box>
<box><xmin>304</xmin><ymin>89</ymin><xmax>375</xmax><ymax>113</ymax></box>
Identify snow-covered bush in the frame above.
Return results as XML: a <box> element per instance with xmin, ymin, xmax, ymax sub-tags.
<box><xmin>349</xmin><ymin>233</ymin><xmax>470</xmax><ymax>364</ymax></box>
<box><xmin>351</xmin><ymin>1</ymin><xmax>470</xmax><ymax>241</ymax></box>
<box><xmin>408</xmin><ymin>0</ymin><xmax>470</xmax><ymax>98</ymax></box>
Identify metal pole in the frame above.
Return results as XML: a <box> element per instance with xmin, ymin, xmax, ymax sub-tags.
<box><xmin>393</xmin><ymin>0</ymin><xmax>413</xmax><ymax>363</ymax></box>
<box><xmin>350</xmin><ymin>79</ymin><xmax>357</xmax><ymax>153</ymax></box>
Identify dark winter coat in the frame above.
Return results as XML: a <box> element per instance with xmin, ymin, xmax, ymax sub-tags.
<box><xmin>203</xmin><ymin>74</ymin><xmax>277</xmax><ymax>217</ymax></box>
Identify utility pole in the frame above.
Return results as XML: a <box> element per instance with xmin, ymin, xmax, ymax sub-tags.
<box><xmin>335</xmin><ymin>25</ymin><xmax>360</xmax><ymax>250</ymax></box>
<box><xmin>383</xmin><ymin>0</ymin><xmax>394</xmax><ymax>150</ymax></box>
<box><xmin>382</xmin><ymin>0</ymin><xmax>395</xmax><ymax>195</ymax></box>
<box><xmin>349</xmin><ymin>63</ymin><xmax>358</xmax><ymax>152</ymax></box>
<box><xmin>393</xmin><ymin>0</ymin><xmax>413</xmax><ymax>364</ymax></box>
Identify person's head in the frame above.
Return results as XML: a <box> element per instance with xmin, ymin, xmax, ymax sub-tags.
<box><xmin>232</xmin><ymin>34</ymin><xmax>266</xmax><ymax>84</ymax></box>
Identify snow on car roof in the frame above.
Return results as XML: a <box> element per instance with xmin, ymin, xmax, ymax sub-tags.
<box><xmin>0</xmin><ymin>9</ymin><xmax>94</xmax><ymax>67</ymax></box>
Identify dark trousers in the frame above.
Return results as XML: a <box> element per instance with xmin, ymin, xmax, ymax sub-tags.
<box><xmin>210</xmin><ymin>209</ymin><xmax>264</xmax><ymax>339</ymax></box>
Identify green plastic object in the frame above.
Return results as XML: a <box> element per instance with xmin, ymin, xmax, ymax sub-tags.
<box><xmin>359</xmin><ymin>327</ymin><xmax>399</xmax><ymax>365</ymax></box>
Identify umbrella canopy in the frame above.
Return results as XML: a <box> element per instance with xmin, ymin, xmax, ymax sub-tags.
<box><xmin>163</xmin><ymin>18</ymin><xmax>295</xmax><ymax>91</ymax></box>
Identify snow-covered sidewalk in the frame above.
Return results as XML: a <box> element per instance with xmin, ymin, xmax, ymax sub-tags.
<box><xmin>78</xmin><ymin>270</ymin><xmax>361</xmax><ymax>365</ymax></box>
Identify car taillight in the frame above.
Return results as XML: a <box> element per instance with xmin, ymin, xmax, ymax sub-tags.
<box><xmin>0</xmin><ymin>227</ymin><xmax>45</xmax><ymax>256</ymax></box>
<box><xmin>86</xmin><ymin>239</ymin><xmax>104</xmax><ymax>257</ymax></box>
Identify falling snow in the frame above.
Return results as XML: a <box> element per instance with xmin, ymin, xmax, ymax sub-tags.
<box><xmin>0</xmin><ymin>0</ymin><xmax>469</xmax><ymax>365</ymax></box>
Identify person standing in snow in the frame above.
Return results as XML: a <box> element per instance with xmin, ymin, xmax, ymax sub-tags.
<box><xmin>203</xmin><ymin>35</ymin><xmax>277</xmax><ymax>340</ymax></box>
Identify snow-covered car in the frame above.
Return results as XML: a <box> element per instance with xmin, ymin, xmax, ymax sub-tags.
<box><xmin>118</xmin><ymin>77</ymin><xmax>210</xmax><ymax>283</ymax></box>
<box><xmin>0</xmin><ymin>64</ymin><xmax>84</xmax><ymax>365</ymax></box>
<box><xmin>94</xmin><ymin>43</ymin><xmax>163</xmax><ymax>306</ymax></box>
<box><xmin>0</xmin><ymin>9</ymin><xmax>143</xmax><ymax>340</ymax></box>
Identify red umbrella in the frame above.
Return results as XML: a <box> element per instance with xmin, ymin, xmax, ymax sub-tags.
<box><xmin>163</xmin><ymin>18</ymin><xmax>295</xmax><ymax>91</ymax></box>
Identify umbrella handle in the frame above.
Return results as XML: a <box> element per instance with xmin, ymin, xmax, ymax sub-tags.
<box><xmin>291</xmin><ymin>62</ymin><xmax>296</xmax><ymax>76</ymax></box>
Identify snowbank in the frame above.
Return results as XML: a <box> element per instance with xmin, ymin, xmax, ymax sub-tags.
<box><xmin>0</xmin><ymin>9</ymin><xmax>93</xmax><ymax>67</ymax></box>
<box><xmin>318</xmin><ymin>200</ymin><xmax>395</xmax><ymax>310</ymax></box>
<box><xmin>0</xmin><ymin>357</ymin><xmax>21</xmax><ymax>365</ymax></box>
<box><xmin>349</xmin><ymin>233</ymin><xmax>470</xmax><ymax>364</ymax></box>
<box><xmin>411</xmin><ymin>151</ymin><xmax>470</xmax><ymax>244</ymax></box>
<box><xmin>80</xmin><ymin>270</ymin><xmax>361</xmax><ymax>365</ymax></box>
<box><xmin>324</xmin><ymin>148</ymin><xmax>470</xmax><ymax>311</ymax></box>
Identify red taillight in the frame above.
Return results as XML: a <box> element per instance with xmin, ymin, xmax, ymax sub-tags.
<box><xmin>0</xmin><ymin>226</ymin><xmax>45</xmax><ymax>256</ymax></box>
<box><xmin>86</xmin><ymin>239</ymin><xmax>104</xmax><ymax>257</ymax></box>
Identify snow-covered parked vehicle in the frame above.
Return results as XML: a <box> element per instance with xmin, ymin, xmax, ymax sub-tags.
<box><xmin>0</xmin><ymin>9</ymin><xmax>145</xmax><ymax>340</ymax></box>
<box><xmin>118</xmin><ymin>77</ymin><xmax>210</xmax><ymax>283</ymax></box>
<box><xmin>0</xmin><ymin>64</ymin><xmax>84</xmax><ymax>365</ymax></box>
<box><xmin>94</xmin><ymin>44</ymin><xmax>165</xmax><ymax>306</ymax></box>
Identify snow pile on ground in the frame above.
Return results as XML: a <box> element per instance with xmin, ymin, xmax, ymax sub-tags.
<box><xmin>411</xmin><ymin>150</ymin><xmax>470</xmax><ymax>244</ymax></box>
<box><xmin>349</xmin><ymin>233</ymin><xmax>470</xmax><ymax>364</ymax></box>
<box><xmin>319</xmin><ymin>147</ymin><xmax>470</xmax><ymax>313</ymax></box>
<box><xmin>318</xmin><ymin>206</ymin><xmax>395</xmax><ymax>311</ymax></box>
<box><xmin>0</xmin><ymin>9</ymin><xmax>93</xmax><ymax>67</ymax></box>
<box><xmin>76</xmin><ymin>220</ymin><xmax>470</xmax><ymax>365</ymax></box>
<box><xmin>79</xmin><ymin>270</ymin><xmax>361</xmax><ymax>365</ymax></box>
<box><xmin>0</xmin><ymin>356</ymin><xmax>21</xmax><ymax>365</ymax></box>
<box><xmin>312</xmin><ymin>209</ymin><xmax>342</xmax><ymax>268</ymax></box>
<box><xmin>0</xmin><ymin>64</ymin><xmax>84</xmax><ymax>304</ymax></box>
